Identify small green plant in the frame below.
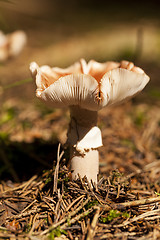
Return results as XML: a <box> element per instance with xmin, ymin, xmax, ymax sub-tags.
<box><xmin>110</xmin><ymin>170</ymin><xmax>123</xmax><ymax>185</ymax></box>
<box><xmin>45</xmin><ymin>177</ymin><xmax>52</xmax><ymax>184</ymax></box>
<box><xmin>0</xmin><ymin>132</ymin><xmax>9</xmax><ymax>141</ymax></box>
<box><xmin>0</xmin><ymin>107</ymin><xmax>16</xmax><ymax>126</ymax></box>
<box><xmin>24</xmin><ymin>224</ymin><xmax>32</xmax><ymax>233</ymax></box>
<box><xmin>67</xmin><ymin>217</ymin><xmax>71</xmax><ymax>227</ymax></box>
<box><xmin>155</xmin><ymin>192</ymin><xmax>160</xmax><ymax>196</ymax></box>
<box><xmin>134</xmin><ymin>111</ymin><xmax>146</xmax><ymax>127</ymax></box>
<box><xmin>48</xmin><ymin>227</ymin><xmax>67</xmax><ymax>240</ymax></box>
<box><xmin>21</xmin><ymin>120</ymin><xmax>32</xmax><ymax>130</ymax></box>
<box><xmin>3</xmin><ymin>78</ymin><xmax>32</xmax><ymax>90</ymax></box>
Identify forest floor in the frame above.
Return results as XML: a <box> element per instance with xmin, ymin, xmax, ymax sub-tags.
<box><xmin>0</xmin><ymin>2</ymin><xmax>160</xmax><ymax>238</ymax></box>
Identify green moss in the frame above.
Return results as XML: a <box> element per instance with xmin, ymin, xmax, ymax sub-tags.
<box><xmin>45</xmin><ymin>177</ymin><xmax>52</xmax><ymax>184</ymax></box>
<box><xmin>24</xmin><ymin>224</ymin><xmax>32</xmax><ymax>233</ymax></box>
<box><xmin>116</xmin><ymin>47</ymin><xmax>134</xmax><ymax>62</ymax></box>
<box><xmin>109</xmin><ymin>210</ymin><xmax>121</xmax><ymax>221</ymax></box>
<box><xmin>0</xmin><ymin>107</ymin><xmax>16</xmax><ymax>125</ymax></box>
<box><xmin>122</xmin><ymin>211</ymin><xmax>130</xmax><ymax>218</ymax></box>
<box><xmin>110</xmin><ymin>170</ymin><xmax>123</xmax><ymax>185</ymax></box>
<box><xmin>21</xmin><ymin>120</ymin><xmax>33</xmax><ymax>130</ymax></box>
<box><xmin>35</xmin><ymin>100</ymin><xmax>54</xmax><ymax>116</ymax></box>
<box><xmin>100</xmin><ymin>210</ymin><xmax>130</xmax><ymax>223</ymax></box>
<box><xmin>85</xmin><ymin>200</ymin><xmax>99</xmax><ymax>209</ymax></box>
<box><xmin>0</xmin><ymin>132</ymin><xmax>9</xmax><ymax>141</ymax></box>
<box><xmin>67</xmin><ymin>218</ymin><xmax>71</xmax><ymax>227</ymax></box>
<box><xmin>134</xmin><ymin>111</ymin><xmax>146</xmax><ymax>127</ymax></box>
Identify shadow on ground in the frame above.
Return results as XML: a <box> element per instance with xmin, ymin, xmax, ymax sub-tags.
<box><xmin>0</xmin><ymin>139</ymin><xmax>62</xmax><ymax>182</ymax></box>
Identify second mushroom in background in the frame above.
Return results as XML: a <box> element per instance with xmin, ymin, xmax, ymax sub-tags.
<box><xmin>30</xmin><ymin>59</ymin><xmax>150</xmax><ymax>183</ymax></box>
<box><xmin>0</xmin><ymin>30</ymin><xmax>27</xmax><ymax>62</ymax></box>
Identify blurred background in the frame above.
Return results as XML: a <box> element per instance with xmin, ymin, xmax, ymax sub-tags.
<box><xmin>0</xmin><ymin>0</ymin><xmax>159</xmax><ymax>182</ymax></box>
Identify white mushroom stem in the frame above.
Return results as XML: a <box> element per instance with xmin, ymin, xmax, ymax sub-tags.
<box><xmin>67</xmin><ymin>106</ymin><xmax>103</xmax><ymax>183</ymax></box>
<box><xmin>70</xmin><ymin>148</ymin><xmax>99</xmax><ymax>183</ymax></box>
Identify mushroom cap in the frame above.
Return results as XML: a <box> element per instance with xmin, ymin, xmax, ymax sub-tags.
<box><xmin>0</xmin><ymin>31</ymin><xmax>9</xmax><ymax>61</ymax></box>
<box><xmin>0</xmin><ymin>31</ymin><xmax>7</xmax><ymax>47</ymax></box>
<box><xmin>0</xmin><ymin>30</ymin><xmax>27</xmax><ymax>61</ymax></box>
<box><xmin>8</xmin><ymin>30</ymin><xmax>27</xmax><ymax>57</ymax></box>
<box><xmin>30</xmin><ymin>59</ymin><xmax>150</xmax><ymax>111</ymax></box>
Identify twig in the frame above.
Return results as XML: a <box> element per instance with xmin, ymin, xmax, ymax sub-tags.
<box><xmin>86</xmin><ymin>207</ymin><xmax>100</xmax><ymax>240</ymax></box>
<box><xmin>28</xmin><ymin>213</ymin><xmax>38</xmax><ymax>236</ymax></box>
<box><xmin>0</xmin><ymin>175</ymin><xmax>37</xmax><ymax>195</ymax></box>
<box><xmin>99</xmin><ymin>231</ymin><xmax>138</xmax><ymax>239</ymax></box>
<box><xmin>21</xmin><ymin>199</ymin><xmax>37</xmax><ymax>213</ymax></box>
<box><xmin>114</xmin><ymin>196</ymin><xmax>160</xmax><ymax>209</ymax></box>
<box><xmin>145</xmin><ymin>215</ymin><xmax>160</xmax><ymax>221</ymax></box>
<box><xmin>6</xmin><ymin>208</ymin><xmax>42</xmax><ymax>220</ymax></box>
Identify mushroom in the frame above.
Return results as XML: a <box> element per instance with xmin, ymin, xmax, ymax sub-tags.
<box><xmin>0</xmin><ymin>30</ymin><xmax>27</xmax><ymax>62</ymax></box>
<box><xmin>30</xmin><ymin>59</ymin><xmax>149</xmax><ymax>183</ymax></box>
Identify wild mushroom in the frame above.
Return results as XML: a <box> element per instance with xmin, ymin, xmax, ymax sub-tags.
<box><xmin>0</xmin><ymin>30</ymin><xmax>27</xmax><ymax>62</ymax></box>
<box><xmin>30</xmin><ymin>59</ymin><xmax>149</xmax><ymax>183</ymax></box>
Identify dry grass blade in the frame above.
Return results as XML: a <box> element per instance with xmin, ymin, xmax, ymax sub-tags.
<box><xmin>53</xmin><ymin>143</ymin><xmax>64</xmax><ymax>193</ymax></box>
<box><xmin>18</xmin><ymin>175</ymin><xmax>38</xmax><ymax>194</ymax></box>
<box><xmin>125</xmin><ymin>160</ymin><xmax>160</xmax><ymax>180</ymax></box>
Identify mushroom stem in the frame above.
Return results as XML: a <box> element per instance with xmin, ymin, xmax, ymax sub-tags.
<box><xmin>70</xmin><ymin>147</ymin><xmax>99</xmax><ymax>183</ymax></box>
<box><xmin>67</xmin><ymin>106</ymin><xmax>103</xmax><ymax>183</ymax></box>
